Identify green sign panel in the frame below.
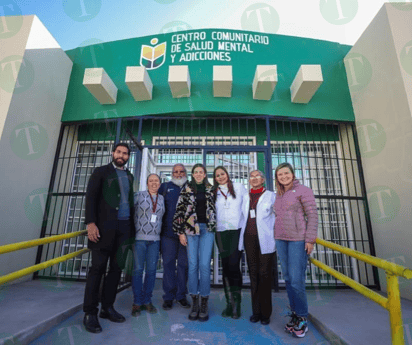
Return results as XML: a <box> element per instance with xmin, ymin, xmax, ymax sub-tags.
<box><xmin>62</xmin><ymin>29</ymin><xmax>354</xmax><ymax>122</ymax></box>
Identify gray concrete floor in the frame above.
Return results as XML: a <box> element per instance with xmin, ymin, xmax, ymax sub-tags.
<box><xmin>0</xmin><ymin>279</ymin><xmax>412</xmax><ymax>345</ymax></box>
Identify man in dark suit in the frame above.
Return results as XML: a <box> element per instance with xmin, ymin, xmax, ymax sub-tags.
<box><xmin>83</xmin><ymin>143</ymin><xmax>135</xmax><ymax>333</ymax></box>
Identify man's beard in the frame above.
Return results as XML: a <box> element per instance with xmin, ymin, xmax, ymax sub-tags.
<box><xmin>171</xmin><ymin>176</ymin><xmax>187</xmax><ymax>187</ymax></box>
<box><xmin>112</xmin><ymin>157</ymin><xmax>128</xmax><ymax>167</ymax></box>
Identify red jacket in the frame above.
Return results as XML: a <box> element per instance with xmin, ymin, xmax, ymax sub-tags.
<box><xmin>273</xmin><ymin>180</ymin><xmax>318</xmax><ymax>243</ymax></box>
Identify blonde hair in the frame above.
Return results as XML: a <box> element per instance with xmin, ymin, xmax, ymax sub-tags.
<box><xmin>274</xmin><ymin>163</ymin><xmax>296</xmax><ymax>196</ymax></box>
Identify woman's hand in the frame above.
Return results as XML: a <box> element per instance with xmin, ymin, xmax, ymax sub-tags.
<box><xmin>305</xmin><ymin>242</ymin><xmax>314</xmax><ymax>255</ymax></box>
<box><xmin>179</xmin><ymin>233</ymin><xmax>187</xmax><ymax>246</ymax></box>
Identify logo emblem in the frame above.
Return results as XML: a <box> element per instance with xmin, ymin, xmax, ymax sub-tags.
<box><xmin>140</xmin><ymin>38</ymin><xmax>166</xmax><ymax>70</ymax></box>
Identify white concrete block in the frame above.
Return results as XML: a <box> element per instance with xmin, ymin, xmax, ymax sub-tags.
<box><xmin>83</xmin><ymin>68</ymin><xmax>117</xmax><ymax>104</ymax></box>
<box><xmin>253</xmin><ymin>65</ymin><xmax>277</xmax><ymax>100</ymax></box>
<box><xmin>168</xmin><ymin>65</ymin><xmax>191</xmax><ymax>98</ymax></box>
<box><xmin>125</xmin><ymin>66</ymin><xmax>153</xmax><ymax>101</ymax></box>
<box><xmin>290</xmin><ymin>65</ymin><xmax>323</xmax><ymax>104</ymax></box>
<box><xmin>213</xmin><ymin>65</ymin><xmax>232</xmax><ymax>97</ymax></box>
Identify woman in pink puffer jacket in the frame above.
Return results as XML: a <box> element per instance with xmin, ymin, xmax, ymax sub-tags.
<box><xmin>273</xmin><ymin>162</ymin><xmax>318</xmax><ymax>339</ymax></box>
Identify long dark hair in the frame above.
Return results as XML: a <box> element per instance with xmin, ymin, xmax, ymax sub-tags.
<box><xmin>212</xmin><ymin>166</ymin><xmax>236</xmax><ymax>199</ymax></box>
<box><xmin>189</xmin><ymin>163</ymin><xmax>211</xmax><ymax>192</ymax></box>
<box><xmin>274</xmin><ymin>162</ymin><xmax>296</xmax><ymax>196</ymax></box>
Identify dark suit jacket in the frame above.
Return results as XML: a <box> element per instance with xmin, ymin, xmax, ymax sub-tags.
<box><xmin>85</xmin><ymin>163</ymin><xmax>136</xmax><ymax>249</ymax></box>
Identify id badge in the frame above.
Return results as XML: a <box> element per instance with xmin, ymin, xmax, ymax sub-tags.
<box><xmin>224</xmin><ymin>202</ymin><xmax>229</xmax><ymax>209</ymax></box>
<box><xmin>250</xmin><ymin>209</ymin><xmax>256</xmax><ymax>218</ymax></box>
<box><xmin>151</xmin><ymin>214</ymin><xmax>157</xmax><ymax>223</ymax></box>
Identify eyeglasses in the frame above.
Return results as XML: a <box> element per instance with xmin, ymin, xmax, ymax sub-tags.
<box><xmin>249</xmin><ymin>176</ymin><xmax>262</xmax><ymax>180</ymax></box>
<box><xmin>173</xmin><ymin>170</ymin><xmax>185</xmax><ymax>173</ymax></box>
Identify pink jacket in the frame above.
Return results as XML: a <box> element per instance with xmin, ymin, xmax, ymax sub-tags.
<box><xmin>273</xmin><ymin>180</ymin><xmax>318</xmax><ymax>243</ymax></box>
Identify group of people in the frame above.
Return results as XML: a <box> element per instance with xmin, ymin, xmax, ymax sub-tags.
<box><xmin>82</xmin><ymin>142</ymin><xmax>318</xmax><ymax>340</ymax></box>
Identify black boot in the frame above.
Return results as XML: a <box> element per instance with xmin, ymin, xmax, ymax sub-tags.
<box><xmin>221</xmin><ymin>278</ymin><xmax>232</xmax><ymax>317</ymax></box>
<box><xmin>99</xmin><ymin>306</ymin><xmax>126</xmax><ymax>323</ymax></box>
<box><xmin>198</xmin><ymin>296</ymin><xmax>209</xmax><ymax>322</ymax></box>
<box><xmin>83</xmin><ymin>313</ymin><xmax>102</xmax><ymax>333</ymax></box>
<box><xmin>231</xmin><ymin>290</ymin><xmax>241</xmax><ymax>319</ymax></box>
<box><xmin>189</xmin><ymin>294</ymin><xmax>199</xmax><ymax>321</ymax></box>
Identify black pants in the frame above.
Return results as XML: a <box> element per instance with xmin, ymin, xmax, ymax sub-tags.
<box><xmin>83</xmin><ymin>220</ymin><xmax>132</xmax><ymax>314</ymax></box>
<box><xmin>215</xmin><ymin>229</ymin><xmax>243</xmax><ymax>292</ymax></box>
<box><xmin>244</xmin><ymin>231</ymin><xmax>275</xmax><ymax>319</ymax></box>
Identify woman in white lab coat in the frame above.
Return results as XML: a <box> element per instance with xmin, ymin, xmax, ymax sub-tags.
<box><xmin>238</xmin><ymin>170</ymin><xmax>276</xmax><ymax>325</ymax></box>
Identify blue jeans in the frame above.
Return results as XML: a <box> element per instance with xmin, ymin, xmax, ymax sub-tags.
<box><xmin>132</xmin><ymin>240</ymin><xmax>160</xmax><ymax>305</ymax></box>
<box><xmin>161</xmin><ymin>236</ymin><xmax>188</xmax><ymax>301</ymax></box>
<box><xmin>276</xmin><ymin>240</ymin><xmax>309</xmax><ymax>317</ymax></box>
<box><xmin>186</xmin><ymin>223</ymin><xmax>214</xmax><ymax>296</ymax></box>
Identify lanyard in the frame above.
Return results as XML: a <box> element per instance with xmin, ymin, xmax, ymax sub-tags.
<box><xmin>149</xmin><ymin>192</ymin><xmax>158</xmax><ymax>213</ymax></box>
<box><xmin>249</xmin><ymin>188</ymin><xmax>265</xmax><ymax>210</ymax></box>
<box><xmin>218</xmin><ymin>187</ymin><xmax>229</xmax><ymax>200</ymax></box>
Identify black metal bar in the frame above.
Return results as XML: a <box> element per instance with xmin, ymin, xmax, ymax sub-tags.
<box><xmin>351</xmin><ymin>123</ymin><xmax>380</xmax><ymax>290</ymax></box>
<box><xmin>33</xmin><ymin>124</ymin><xmax>66</xmax><ymax>279</ymax></box>
<box><xmin>115</xmin><ymin>118</ymin><xmax>122</xmax><ymax>144</ymax></box>
<box><xmin>265</xmin><ymin>117</ymin><xmax>273</xmax><ymax>191</ymax></box>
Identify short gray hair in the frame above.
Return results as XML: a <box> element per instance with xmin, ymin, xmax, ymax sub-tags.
<box><xmin>146</xmin><ymin>173</ymin><xmax>160</xmax><ymax>184</ymax></box>
<box><xmin>172</xmin><ymin>163</ymin><xmax>187</xmax><ymax>175</ymax></box>
<box><xmin>249</xmin><ymin>169</ymin><xmax>265</xmax><ymax>181</ymax></box>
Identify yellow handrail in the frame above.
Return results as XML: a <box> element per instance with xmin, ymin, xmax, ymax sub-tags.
<box><xmin>310</xmin><ymin>257</ymin><xmax>388</xmax><ymax>309</ymax></box>
<box><xmin>0</xmin><ymin>248</ymin><xmax>90</xmax><ymax>285</ymax></box>
<box><xmin>0</xmin><ymin>230</ymin><xmax>87</xmax><ymax>255</ymax></box>
<box><xmin>317</xmin><ymin>238</ymin><xmax>412</xmax><ymax>279</ymax></box>
<box><xmin>314</xmin><ymin>238</ymin><xmax>412</xmax><ymax>345</ymax></box>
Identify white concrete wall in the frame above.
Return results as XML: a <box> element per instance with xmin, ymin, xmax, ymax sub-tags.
<box><xmin>345</xmin><ymin>3</ymin><xmax>412</xmax><ymax>300</ymax></box>
<box><xmin>0</xmin><ymin>15</ymin><xmax>73</xmax><ymax>282</ymax></box>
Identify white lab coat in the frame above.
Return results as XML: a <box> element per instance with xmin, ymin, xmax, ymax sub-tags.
<box><xmin>238</xmin><ymin>190</ymin><xmax>276</xmax><ymax>254</ymax></box>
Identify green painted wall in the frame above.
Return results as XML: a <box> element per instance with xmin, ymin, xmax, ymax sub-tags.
<box><xmin>62</xmin><ymin>29</ymin><xmax>354</xmax><ymax>122</ymax></box>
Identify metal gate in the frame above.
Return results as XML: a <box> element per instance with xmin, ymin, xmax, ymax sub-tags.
<box><xmin>34</xmin><ymin>116</ymin><xmax>379</xmax><ymax>290</ymax></box>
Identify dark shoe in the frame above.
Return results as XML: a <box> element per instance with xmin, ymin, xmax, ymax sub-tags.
<box><xmin>83</xmin><ymin>313</ymin><xmax>102</xmax><ymax>333</ymax></box>
<box><xmin>250</xmin><ymin>314</ymin><xmax>260</xmax><ymax>323</ymax></box>
<box><xmin>131</xmin><ymin>304</ymin><xmax>143</xmax><ymax>317</ymax></box>
<box><xmin>177</xmin><ymin>298</ymin><xmax>191</xmax><ymax>309</ymax></box>
<box><xmin>189</xmin><ymin>294</ymin><xmax>199</xmax><ymax>321</ymax></box>
<box><xmin>198</xmin><ymin>296</ymin><xmax>209</xmax><ymax>322</ymax></box>
<box><xmin>162</xmin><ymin>300</ymin><xmax>173</xmax><ymax>310</ymax></box>
<box><xmin>231</xmin><ymin>291</ymin><xmax>241</xmax><ymax>319</ymax></box>
<box><xmin>284</xmin><ymin>311</ymin><xmax>298</xmax><ymax>333</ymax></box>
<box><xmin>221</xmin><ymin>303</ymin><xmax>232</xmax><ymax>318</ymax></box>
<box><xmin>144</xmin><ymin>303</ymin><xmax>158</xmax><ymax>314</ymax></box>
<box><xmin>99</xmin><ymin>306</ymin><xmax>126</xmax><ymax>323</ymax></box>
<box><xmin>261</xmin><ymin>317</ymin><xmax>270</xmax><ymax>325</ymax></box>
<box><xmin>291</xmin><ymin>316</ymin><xmax>308</xmax><ymax>338</ymax></box>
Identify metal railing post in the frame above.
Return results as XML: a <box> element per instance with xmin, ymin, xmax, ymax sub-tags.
<box><xmin>387</xmin><ymin>272</ymin><xmax>405</xmax><ymax>345</ymax></box>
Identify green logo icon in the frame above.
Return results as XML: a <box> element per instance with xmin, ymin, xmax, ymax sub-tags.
<box><xmin>344</xmin><ymin>52</ymin><xmax>372</xmax><ymax>92</ymax></box>
<box><xmin>385</xmin><ymin>255</ymin><xmax>412</xmax><ymax>291</ymax></box>
<box><xmin>0</xmin><ymin>55</ymin><xmax>35</xmax><ymax>94</ymax></box>
<box><xmin>319</xmin><ymin>0</ymin><xmax>358</xmax><ymax>25</ymax></box>
<box><xmin>357</xmin><ymin>119</ymin><xmax>386</xmax><ymax>158</ymax></box>
<box><xmin>160</xmin><ymin>21</ymin><xmax>192</xmax><ymax>34</ymax></box>
<box><xmin>0</xmin><ymin>1</ymin><xmax>23</xmax><ymax>39</ymax></box>
<box><xmin>388</xmin><ymin>0</ymin><xmax>412</xmax><ymax>11</ymax></box>
<box><xmin>63</xmin><ymin>0</ymin><xmax>102</xmax><ymax>22</ymax></box>
<box><xmin>400</xmin><ymin>40</ymin><xmax>412</xmax><ymax>76</ymax></box>
<box><xmin>78</xmin><ymin>38</ymin><xmax>114</xmax><ymax>70</ymax></box>
<box><xmin>10</xmin><ymin>122</ymin><xmax>49</xmax><ymax>160</ymax></box>
<box><xmin>241</xmin><ymin>3</ymin><xmax>280</xmax><ymax>33</ymax></box>
<box><xmin>367</xmin><ymin>186</ymin><xmax>401</xmax><ymax>224</ymax></box>
<box><xmin>24</xmin><ymin>188</ymin><xmax>49</xmax><ymax>227</ymax></box>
